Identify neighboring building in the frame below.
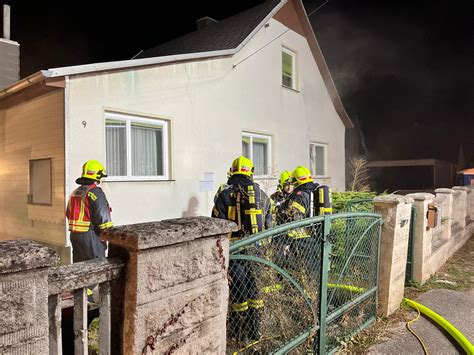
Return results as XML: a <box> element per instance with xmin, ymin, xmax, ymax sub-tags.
<box><xmin>368</xmin><ymin>159</ymin><xmax>454</xmax><ymax>193</ymax></box>
<box><xmin>0</xmin><ymin>0</ymin><xmax>352</xmax><ymax>262</ymax></box>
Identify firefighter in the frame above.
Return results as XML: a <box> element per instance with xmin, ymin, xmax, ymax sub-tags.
<box><xmin>279</xmin><ymin>166</ymin><xmax>332</xmax><ymax>295</ymax></box>
<box><xmin>66</xmin><ymin>160</ymin><xmax>113</xmax><ymax>263</ymax></box>
<box><xmin>270</xmin><ymin>170</ymin><xmax>293</xmax><ymax>225</ymax></box>
<box><xmin>212</xmin><ymin>156</ymin><xmax>272</xmax><ymax>341</ymax></box>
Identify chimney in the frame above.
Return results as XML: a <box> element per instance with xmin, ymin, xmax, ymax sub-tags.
<box><xmin>1</xmin><ymin>4</ymin><xmax>20</xmax><ymax>90</ymax></box>
<box><xmin>196</xmin><ymin>16</ymin><xmax>218</xmax><ymax>30</ymax></box>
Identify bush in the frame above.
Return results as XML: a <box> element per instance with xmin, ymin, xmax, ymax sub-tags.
<box><xmin>332</xmin><ymin>191</ymin><xmax>377</xmax><ymax>213</ymax></box>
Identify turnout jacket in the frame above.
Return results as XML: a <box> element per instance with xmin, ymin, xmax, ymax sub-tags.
<box><xmin>66</xmin><ymin>179</ymin><xmax>113</xmax><ymax>234</ymax></box>
<box><xmin>213</xmin><ymin>174</ymin><xmax>272</xmax><ymax>239</ymax></box>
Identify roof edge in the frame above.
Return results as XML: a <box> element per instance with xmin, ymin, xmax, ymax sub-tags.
<box><xmin>292</xmin><ymin>0</ymin><xmax>354</xmax><ymax>128</ymax></box>
<box><xmin>47</xmin><ymin>49</ymin><xmax>236</xmax><ymax>78</ymax></box>
<box><xmin>0</xmin><ymin>70</ymin><xmax>52</xmax><ymax>100</ymax></box>
<box><xmin>234</xmin><ymin>0</ymin><xmax>287</xmax><ymax>53</ymax></box>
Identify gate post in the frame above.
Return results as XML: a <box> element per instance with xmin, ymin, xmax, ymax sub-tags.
<box><xmin>374</xmin><ymin>195</ymin><xmax>413</xmax><ymax>316</ymax></box>
<box><xmin>102</xmin><ymin>217</ymin><xmax>235</xmax><ymax>355</ymax></box>
<box><xmin>405</xmin><ymin>193</ymin><xmax>435</xmax><ymax>284</ymax></box>
<box><xmin>317</xmin><ymin>215</ymin><xmax>332</xmax><ymax>354</ymax></box>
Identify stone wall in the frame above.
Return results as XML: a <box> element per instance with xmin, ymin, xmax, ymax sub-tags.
<box><xmin>101</xmin><ymin>216</ymin><xmax>236</xmax><ymax>355</ymax></box>
<box><xmin>0</xmin><ymin>240</ymin><xmax>58</xmax><ymax>354</ymax></box>
<box><xmin>0</xmin><ymin>217</ymin><xmax>235</xmax><ymax>355</ymax></box>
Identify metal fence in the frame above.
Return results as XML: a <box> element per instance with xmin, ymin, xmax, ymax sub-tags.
<box><xmin>405</xmin><ymin>205</ymin><xmax>417</xmax><ymax>284</ymax></box>
<box><xmin>227</xmin><ymin>212</ymin><xmax>382</xmax><ymax>354</ymax></box>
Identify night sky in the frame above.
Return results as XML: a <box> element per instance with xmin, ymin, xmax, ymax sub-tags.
<box><xmin>3</xmin><ymin>0</ymin><xmax>473</xmax><ymax>165</ymax></box>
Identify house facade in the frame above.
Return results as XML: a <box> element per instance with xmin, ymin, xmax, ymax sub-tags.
<box><xmin>0</xmin><ymin>0</ymin><xmax>352</xmax><ymax>263</ymax></box>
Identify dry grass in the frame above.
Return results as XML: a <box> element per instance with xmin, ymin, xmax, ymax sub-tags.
<box><xmin>338</xmin><ymin>234</ymin><xmax>474</xmax><ymax>353</ymax></box>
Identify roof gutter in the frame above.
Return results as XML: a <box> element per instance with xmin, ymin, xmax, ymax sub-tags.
<box><xmin>0</xmin><ymin>70</ymin><xmax>52</xmax><ymax>99</ymax></box>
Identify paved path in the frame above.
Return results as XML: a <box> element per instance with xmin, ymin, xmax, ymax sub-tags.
<box><xmin>369</xmin><ymin>288</ymin><xmax>474</xmax><ymax>354</ymax></box>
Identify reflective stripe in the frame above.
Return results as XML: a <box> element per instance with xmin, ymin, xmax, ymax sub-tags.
<box><xmin>248</xmin><ymin>299</ymin><xmax>264</xmax><ymax>309</ymax></box>
<box><xmin>291</xmin><ymin>201</ymin><xmax>306</xmax><ymax>214</ymax></box>
<box><xmin>262</xmin><ymin>284</ymin><xmax>282</xmax><ymax>293</ymax></box>
<box><xmin>88</xmin><ymin>191</ymin><xmax>97</xmax><ymax>201</ymax></box>
<box><xmin>228</xmin><ymin>206</ymin><xmax>236</xmax><ymax>221</ymax></box>
<box><xmin>232</xmin><ymin>301</ymin><xmax>248</xmax><ymax>312</ymax></box>
<box><xmin>288</xmin><ymin>229</ymin><xmax>310</xmax><ymax>239</ymax></box>
<box><xmin>99</xmin><ymin>221</ymin><xmax>113</xmax><ymax>229</ymax></box>
<box><xmin>319</xmin><ymin>188</ymin><xmax>325</xmax><ymax>204</ymax></box>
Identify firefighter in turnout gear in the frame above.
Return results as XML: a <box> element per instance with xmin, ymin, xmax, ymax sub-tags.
<box><xmin>270</xmin><ymin>170</ymin><xmax>294</xmax><ymax>225</ymax></box>
<box><xmin>212</xmin><ymin>156</ymin><xmax>272</xmax><ymax>342</ymax></box>
<box><xmin>279</xmin><ymin>166</ymin><xmax>332</xmax><ymax>294</ymax></box>
<box><xmin>66</xmin><ymin>160</ymin><xmax>113</xmax><ymax>262</ymax></box>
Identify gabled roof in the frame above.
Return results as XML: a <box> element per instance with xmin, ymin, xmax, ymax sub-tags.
<box><xmin>137</xmin><ymin>1</ymin><xmax>281</xmax><ymax>58</ymax></box>
<box><xmin>0</xmin><ymin>0</ymin><xmax>352</xmax><ymax>127</ymax></box>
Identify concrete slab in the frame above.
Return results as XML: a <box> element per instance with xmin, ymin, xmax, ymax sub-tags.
<box><xmin>369</xmin><ymin>289</ymin><xmax>474</xmax><ymax>354</ymax></box>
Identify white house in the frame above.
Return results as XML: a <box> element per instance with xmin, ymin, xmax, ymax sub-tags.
<box><xmin>0</xmin><ymin>0</ymin><xmax>353</xmax><ymax>263</ymax></box>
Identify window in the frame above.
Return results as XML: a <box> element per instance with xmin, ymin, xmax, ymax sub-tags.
<box><xmin>105</xmin><ymin>112</ymin><xmax>169</xmax><ymax>180</ymax></box>
<box><xmin>309</xmin><ymin>143</ymin><xmax>327</xmax><ymax>177</ymax></box>
<box><xmin>282</xmin><ymin>47</ymin><xmax>296</xmax><ymax>89</ymax></box>
<box><xmin>242</xmin><ymin>132</ymin><xmax>272</xmax><ymax>176</ymax></box>
<box><xmin>28</xmin><ymin>158</ymin><xmax>52</xmax><ymax>205</ymax></box>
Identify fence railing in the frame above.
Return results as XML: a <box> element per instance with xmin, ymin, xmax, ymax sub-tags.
<box><xmin>48</xmin><ymin>257</ymin><xmax>124</xmax><ymax>355</ymax></box>
<box><xmin>227</xmin><ymin>212</ymin><xmax>382</xmax><ymax>354</ymax></box>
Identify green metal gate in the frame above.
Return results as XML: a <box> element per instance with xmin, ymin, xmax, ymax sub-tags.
<box><xmin>226</xmin><ymin>213</ymin><xmax>382</xmax><ymax>354</ymax></box>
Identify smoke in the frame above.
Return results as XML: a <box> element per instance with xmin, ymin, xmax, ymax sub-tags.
<box><xmin>306</xmin><ymin>0</ymin><xmax>474</xmax><ymax>163</ymax></box>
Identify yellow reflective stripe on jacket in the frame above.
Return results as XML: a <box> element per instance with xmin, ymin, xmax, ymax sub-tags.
<box><xmin>99</xmin><ymin>221</ymin><xmax>113</xmax><ymax>230</ymax></box>
<box><xmin>232</xmin><ymin>301</ymin><xmax>249</xmax><ymax>312</ymax></box>
<box><xmin>262</xmin><ymin>284</ymin><xmax>282</xmax><ymax>293</ymax></box>
<box><xmin>248</xmin><ymin>299</ymin><xmax>264</xmax><ymax>309</ymax></box>
<box><xmin>291</xmin><ymin>201</ymin><xmax>306</xmax><ymax>214</ymax></box>
<box><xmin>228</xmin><ymin>206</ymin><xmax>236</xmax><ymax>221</ymax></box>
<box><xmin>88</xmin><ymin>191</ymin><xmax>97</xmax><ymax>201</ymax></box>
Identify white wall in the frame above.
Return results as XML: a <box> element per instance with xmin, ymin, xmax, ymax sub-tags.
<box><xmin>0</xmin><ymin>91</ymin><xmax>67</xmax><ymax>254</ymax></box>
<box><xmin>66</xmin><ymin>19</ymin><xmax>346</xmax><ymax>226</ymax></box>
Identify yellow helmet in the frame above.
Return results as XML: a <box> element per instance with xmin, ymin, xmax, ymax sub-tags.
<box><xmin>231</xmin><ymin>156</ymin><xmax>254</xmax><ymax>177</ymax></box>
<box><xmin>279</xmin><ymin>170</ymin><xmax>292</xmax><ymax>188</ymax></box>
<box><xmin>81</xmin><ymin>160</ymin><xmax>107</xmax><ymax>181</ymax></box>
<box><xmin>292</xmin><ymin>165</ymin><xmax>313</xmax><ymax>186</ymax></box>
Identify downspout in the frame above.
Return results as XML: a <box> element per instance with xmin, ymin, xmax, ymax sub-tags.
<box><xmin>63</xmin><ymin>75</ymin><xmax>71</xmax><ymax>262</ymax></box>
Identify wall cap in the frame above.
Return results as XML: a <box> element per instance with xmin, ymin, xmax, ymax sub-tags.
<box><xmin>0</xmin><ymin>239</ymin><xmax>59</xmax><ymax>275</ymax></box>
<box><xmin>374</xmin><ymin>194</ymin><xmax>413</xmax><ymax>205</ymax></box>
<box><xmin>102</xmin><ymin>216</ymin><xmax>237</xmax><ymax>251</ymax></box>
<box><xmin>435</xmin><ymin>188</ymin><xmax>454</xmax><ymax>194</ymax></box>
<box><xmin>405</xmin><ymin>192</ymin><xmax>435</xmax><ymax>201</ymax></box>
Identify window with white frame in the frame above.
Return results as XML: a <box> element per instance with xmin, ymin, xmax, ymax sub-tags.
<box><xmin>105</xmin><ymin>112</ymin><xmax>169</xmax><ymax>180</ymax></box>
<box><xmin>282</xmin><ymin>47</ymin><xmax>296</xmax><ymax>89</ymax></box>
<box><xmin>309</xmin><ymin>143</ymin><xmax>327</xmax><ymax>177</ymax></box>
<box><xmin>242</xmin><ymin>132</ymin><xmax>272</xmax><ymax>176</ymax></box>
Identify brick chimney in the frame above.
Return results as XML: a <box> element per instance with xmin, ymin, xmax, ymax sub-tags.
<box><xmin>196</xmin><ymin>16</ymin><xmax>218</xmax><ymax>30</ymax></box>
<box><xmin>0</xmin><ymin>4</ymin><xmax>20</xmax><ymax>90</ymax></box>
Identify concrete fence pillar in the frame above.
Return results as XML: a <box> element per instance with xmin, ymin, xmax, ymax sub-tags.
<box><xmin>466</xmin><ymin>186</ymin><xmax>474</xmax><ymax>224</ymax></box>
<box><xmin>374</xmin><ymin>195</ymin><xmax>413</xmax><ymax>316</ymax></box>
<box><xmin>405</xmin><ymin>193</ymin><xmax>435</xmax><ymax>284</ymax></box>
<box><xmin>0</xmin><ymin>240</ymin><xmax>58</xmax><ymax>354</ymax></box>
<box><xmin>452</xmin><ymin>186</ymin><xmax>467</xmax><ymax>234</ymax></box>
<box><xmin>101</xmin><ymin>216</ymin><xmax>236</xmax><ymax>355</ymax></box>
<box><xmin>435</xmin><ymin>188</ymin><xmax>453</xmax><ymax>241</ymax></box>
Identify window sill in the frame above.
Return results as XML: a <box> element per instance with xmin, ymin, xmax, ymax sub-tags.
<box><xmin>314</xmin><ymin>176</ymin><xmax>331</xmax><ymax>180</ymax></box>
<box><xmin>281</xmin><ymin>85</ymin><xmax>300</xmax><ymax>93</ymax></box>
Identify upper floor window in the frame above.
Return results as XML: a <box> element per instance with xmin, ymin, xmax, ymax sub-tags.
<box><xmin>282</xmin><ymin>47</ymin><xmax>296</xmax><ymax>89</ymax></box>
<box><xmin>242</xmin><ymin>132</ymin><xmax>272</xmax><ymax>176</ymax></box>
<box><xmin>105</xmin><ymin>112</ymin><xmax>169</xmax><ymax>180</ymax></box>
<box><xmin>309</xmin><ymin>142</ymin><xmax>327</xmax><ymax>177</ymax></box>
